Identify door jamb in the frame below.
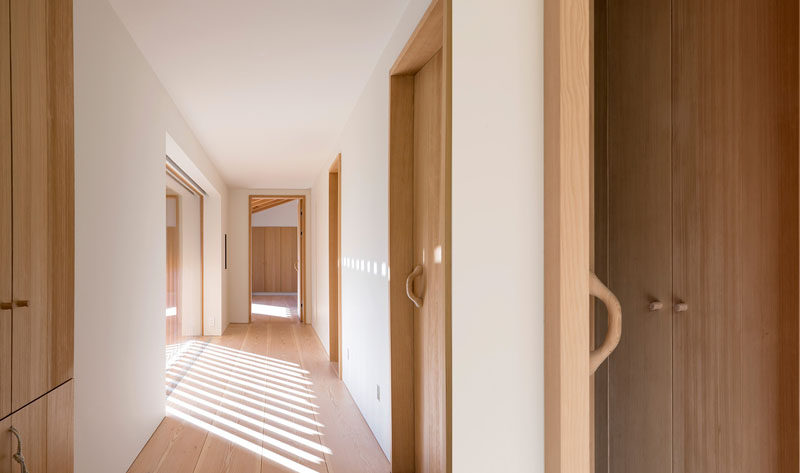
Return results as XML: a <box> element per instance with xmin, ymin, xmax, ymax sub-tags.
<box><xmin>544</xmin><ymin>0</ymin><xmax>593</xmax><ymax>472</ymax></box>
<box><xmin>329</xmin><ymin>155</ymin><xmax>342</xmax><ymax>377</ymax></box>
<box><xmin>248</xmin><ymin>194</ymin><xmax>308</xmax><ymax>323</ymax></box>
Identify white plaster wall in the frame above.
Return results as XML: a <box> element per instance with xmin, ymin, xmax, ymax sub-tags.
<box><xmin>74</xmin><ymin>0</ymin><xmax>229</xmax><ymax>470</ymax></box>
<box><xmin>227</xmin><ymin>189</ymin><xmax>311</xmax><ymax>323</ymax></box>
<box><xmin>251</xmin><ymin>200</ymin><xmax>298</xmax><ymax>227</ymax></box>
<box><xmin>451</xmin><ymin>0</ymin><xmax>544</xmax><ymax>471</ymax></box>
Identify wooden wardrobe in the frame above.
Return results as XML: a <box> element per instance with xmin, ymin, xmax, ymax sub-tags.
<box><xmin>251</xmin><ymin>227</ymin><xmax>298</xmax><ymax>293</ymax></box>
<box><xmin>0</xmin><ymin>0</ymin><xmax>74</xmax><ymax>470</ymax></box>
<box><xmin>593</xmin><ymin>0</ymin><xmax>798</xmax><ymax>471</ymax></box>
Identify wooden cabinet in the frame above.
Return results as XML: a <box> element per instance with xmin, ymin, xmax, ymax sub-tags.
<box><xmin>594</xmin><ymin>0</ymin><xmax>798</xmax><ymax>470</ymax></box>
<box><xmin>0</xmin><ymin>380</ymin><xmax>73</xmax><ymax>473</ymax></box>
<box><xmin>0</xmin><ymin>0</ymin><xmax>74</xmax><ymax>467</ymax></box>
<box><xmin>251</xmin><ymin>227</ymin><xmax>297</xmax><ymax>293</ymax></box>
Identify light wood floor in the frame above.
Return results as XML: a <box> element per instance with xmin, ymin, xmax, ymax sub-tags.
<box><xmin>128</xmin><ymin>295</ymin><xmax>390</xmax><ymax>473</ymax></box>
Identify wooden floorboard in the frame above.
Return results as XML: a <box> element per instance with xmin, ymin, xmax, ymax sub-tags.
<box><xmin>128</xmin><ymin>295</ymin><xmax>389</xmax><ymax>473</ymax></box>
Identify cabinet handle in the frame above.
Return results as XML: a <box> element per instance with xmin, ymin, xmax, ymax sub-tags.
<box><xmin>590</xmin><ymin>273</ymin><xmax>623</xmax><ymax>373</ymax></box>
<box><xmin>10</xmin><ymin>426</ymin><xmax>30</xmax><ymax>473</ymax></box>
<box><xmin>14</xmin><ymin>300</ymin><xmax>28</xmax><ymax>308</ymax></box>
<box><xmin>674</xmin><ymin>302</ymin><xmax>688</xmax><ymax>312</ymax></box>
<box><xmin>0</xmin><ymin>302</ymin><xmax>11</xmax><ymax>310</ymax></box>
<box><xmin>405</xmin><ymin>265</ymin><xmax>423</xmax><ymax>308</ymax></box>
<box><xmin>648</xmin><ymin>300</ymin><xmax>663</xmax><ymax>311</ymax></box>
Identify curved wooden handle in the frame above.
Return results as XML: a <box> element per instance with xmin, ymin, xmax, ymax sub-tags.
<box><xmin>405</xmin><ymin>265</ymin><xmax>423</xmax><ymax>308</ymax></box>
<box><xmin>590</xmin><ymin>273</ymin><xmax>622</xmax><ymax>373</ymax></box>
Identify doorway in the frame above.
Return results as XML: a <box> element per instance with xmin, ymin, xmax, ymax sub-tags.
<box><xmin>248</xmin><ymin>195</ymin><xmax>307</xmax><ymax>323</ymax></box>
<box><xmin>329</xmin><ymin>155</ymin><xmax>342</xmax><ymax>375</ymax></box>
<box><xmin>388</xmin><ymin>0</ymin><xmax>451</xmax><ymax>471</ymax></box>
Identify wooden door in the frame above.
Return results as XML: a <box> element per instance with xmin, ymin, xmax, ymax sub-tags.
<box><xmin>672</xmin><ymin>0</ymin><xmax>798</xmax><ymax>470</ymax></box>
<box><xmin>0</xmin><ymin>0</ymin><xmax>11</xmax><ymax>420</ymax></box>
<box><xmin>251</xmin><ymin>227</ymin><xmax>265</xmax><ymax>292</ymax></box>
<box><xmin>166</xmin><ymin>195</ymin><xmax>180</xmax><ymax>348</ymax></box>
<box><xmin>280</xmin><ymin>227</ymin><xmax>297</xmax><ymax>293</ymax></box>
<box><xmin>412</xmin><ymin>49</ymin><xmax>446</xmax><ymax>473</ymax></box>
<box><xmin>4</xmin><ymin>380</ymin><xmax>73</xmax><ymax>473</ymax></box>
<box><xmin>263</xmin><ymin>227</ymin><xmax>280</xmax><ymax>292</ymax></box>
<box><xmin>10</xmin><ymin>0</ymin><xmax>74</xmax><ymax>411</ymax></box>
<box><xmin>594</xmin><ymin>0</ymin><xmax>673</xmax><ymax>471</ymax></box>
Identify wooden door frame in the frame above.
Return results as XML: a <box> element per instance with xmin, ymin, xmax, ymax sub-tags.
<box><xmin>544</xmin><ymin>0</ymin><xmax>593</xmax><ymax>472</ymax></box>
<box><xmin>388</xmin><ymin>0</ymin><xmax>451</xmax><ymax>470</ymax></box>
<box><xmin>248</xmin><ymin>194</ymin><xmax>308</xmax><ymax>323</ymax></box>
<box><xmin>166</xmin><ymin>194</ymin><xmax>181</xmax><ymax>344</ymax></box>
<box><xmin>328</xmin><ymin>155</ymin><xmax>342</xmax><ymax>376</ymax></box>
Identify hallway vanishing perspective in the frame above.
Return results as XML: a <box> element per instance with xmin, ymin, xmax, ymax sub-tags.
<box><xmin>129</xmin><ymin>296</ymin><xmax>390</xmax><ymax>473</ymax></box>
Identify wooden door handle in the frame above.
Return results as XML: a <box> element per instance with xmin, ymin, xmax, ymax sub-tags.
<box><xmin>0</xmin><ymin>302</ymin><xmax>11</xmax><ymax>310</ymax></box>
<box><xmin>405</xmin><ymin>265</ymin><xmax>423</xmax><ymax>308</ymax></box>
<box><xmin>14</xmin><ymin>300</ymin><xmax>28</xmax><ymax>308</ymax></box>
<box><xmin>590</xmin><ymin>273</ymin><xmax>622</xmax><ymax>373</ymax></box>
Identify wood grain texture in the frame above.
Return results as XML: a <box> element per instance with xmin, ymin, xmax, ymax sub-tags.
<box><xmin>0</xmin><ymin>415</ymin><xmax>10</xmax><ymax>472</ymax></box>
<box><xmin>167</xmin><ymin>195</ymin><xmax>181</xmax><ymax>349</ymax></box>
<box><xmin>328</xmin><ymin>164</ymin><xmax>340</xmax><ymax>364</ymax></box>
<box><xmin>544</xmin><ymin>0</ymin><xmax>592</xmax><ymax>471</ymax></box>
<box><xmin>47</xmin><ymin>380</ymin><xmax>74</xmax><ymax>473</ymax></box>
<box><xmin>672</xmin><ymin>0</ymin><xmax>798</xmax><ymax>470</ymax></box>
<box><xmin>413</xmin><ymin>49</ymin><xmax>446</xmax><ymax>473</ymax></box>
<box><xmin>0</xmin><ymin>0</ymin><xmax>10</xmax><ymax>421</ymax></box>
<box><xmin>263</xmin><ymin>228</ymin><xmax>281</xmax><ymax>292</ymax></box>
<box><xmin>594</xmin><ymin>0</ymin><xmax>673</xmax><ymax>470</ymax></box>
<box><xmin>390</xmin><ymin>0</ymin><xmax>443</xmax><ymax>75</ymax></box>
<box><xmin>388</xmin><ymin>74</ymin><xmax>416</xmax><ymax>473</ymax></box>
<box><xmin>10</xmin><ymin>393</ymin><xmax>47</xmax><ymax>473</ymax></box>
<box><xmin>11</xmin><ymin>0</ymin><xmax>49</xmax><ymax>411</ymax></box>
<box><xmin>251</xmin><ymin>227</ymin><xmax>265</xmax><ymax>292</ymax></box>
<box><xmin>279</xmin><ymin>227</ymin><xmax>298</xmax><ymax>293</ymax></box>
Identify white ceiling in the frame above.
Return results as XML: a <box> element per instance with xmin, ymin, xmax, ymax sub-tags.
<box><xmin>109</xmin><ymin>0</ymin><xmax>410</xmax><ymax>189</ymax></box>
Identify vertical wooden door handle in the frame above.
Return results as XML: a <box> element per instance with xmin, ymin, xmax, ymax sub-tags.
<box><xmin>590</xmin><ymin>273</ymin><xmax>622</xmax><ymax>373</ymax></box>
<box><xmin>405</xmin><ymin>265</ymin><xmax>423</xmax><ymax>308</ymax></box>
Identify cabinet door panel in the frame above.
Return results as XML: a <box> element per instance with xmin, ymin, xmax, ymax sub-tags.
<box><xmin>9</xmin><ymin>395</ymin><xmax>47</xmax><ymax>473</ymax></box>
<box><xmin>251</xmin><ymin>227</ymin><xmax>265</xmax><ymax>292</ymax></box>
<box><xmin>47</xmin><ymin>380</ymin><xmax>73</xmax><ymax>473</ymax></box>
<box><xmin>264</xmin><ymin>228</ymin><xmax>280</xmax><ymax>292</ymax></box>
<box><xmin>0</xmin><ymin>0</ymin><xmax>11</xmax><ymax>420</ymax></box>
<box><xmin>9</xmin><ymin>0</ymin><xmax>74</xmax><ymax>410</ymax></box>
<box><xmin>10</xmin><ymin>0</ymin><xmax>49</xmax><ymax>411</ymax></box>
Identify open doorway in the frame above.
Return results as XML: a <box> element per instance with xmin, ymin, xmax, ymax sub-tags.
<box><xmin>165</xmin><ymin>161</ymin><xmax>205</xmax><ymax>366</ymax></box>
<box><xmin>248</xmin><ymin>195</ymin><xmax>307</xmax><ymax>323</ymax></box>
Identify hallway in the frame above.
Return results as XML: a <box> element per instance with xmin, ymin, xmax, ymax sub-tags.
<box><xmin>128</xmin><ymin>296</ymin><xmax>390</xmax><ymax>473</ymax></box>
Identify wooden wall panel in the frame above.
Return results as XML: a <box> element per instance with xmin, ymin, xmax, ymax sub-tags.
<box><xmin>47</xmin><ymin>380</ymin><xmax>74</xmax><ymax>473</ymax></box>
<box><xmin>0</xmin><ymin>0</ymin><xmax>10</xmax><ymax>421</ymax></box>
<box><xmin>251</xmin><ymin>227</ymin><xmax>265</xmax><ymax>292</ymax></box>
<box><xmin>0</xmin><ymin>415</ymin><xmax>10</xmax><ymax>472</ymax></box>
<box><xmin>166</xmin><ymin>207</ymin><xmax>180</xmax><ymax>348</ymax></box>
<box><xmin>263</xmin><ymin>227</ymin><xmax>281</xmax><ymax>292</ymax></box>
<box><xmin>280</xmin><ymin>227</ymin><xmax>298</xmax><ymax>293</ymax></box>
<box><xmin>672</xmin><ymin>0</ymin><xmax>798</xmax><ymax>470</ymax></box>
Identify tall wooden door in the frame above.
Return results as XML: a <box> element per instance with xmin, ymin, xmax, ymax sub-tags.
<box><xmin>594</xmin><ymin>0</ymin><xmax>673</xmax><ymax>471</ymax></box>
<box><xmin>10</xmin><ymin>0</ymin><xmax>74</xmax><ymax>412</ymax></box>
<box><xmin>0</xmin><ymin>0</ymin><xmax>11</xmax><ymax>421</ymax></box>
<box><xmin>263</xmin><ymin>227</ymin><xmax>280</xmax><ymax>292</ymax></box>
<box><xmin>279</xmin><ymin>227</ymin><xmax>297</xmax><ymax>293</ymax></box>
<box><xmin>251</xmin><ymin>227</ymin><xmax>265</xmax><ymax>292</ymax></box>
<box><xmin>671</xmin><ymin>0</ymin><xmax>798</xmax><ymax>470</ymax></box>
<box><xmin>412</xmin><ymin>49</ymin><xmax>446</xmax><ymax>473</ymax></box>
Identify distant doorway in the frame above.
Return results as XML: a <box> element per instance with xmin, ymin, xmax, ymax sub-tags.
<box><xmin>248</xmin><ymin>195</ymin><xmax>307</xmax><ymax>323</ymax></box>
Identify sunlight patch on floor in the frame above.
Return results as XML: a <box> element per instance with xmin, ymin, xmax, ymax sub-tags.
<box><xmin>165</xmin><ymin>340</ymin><xmax>331</xmax><ymax>472</ymax></box>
